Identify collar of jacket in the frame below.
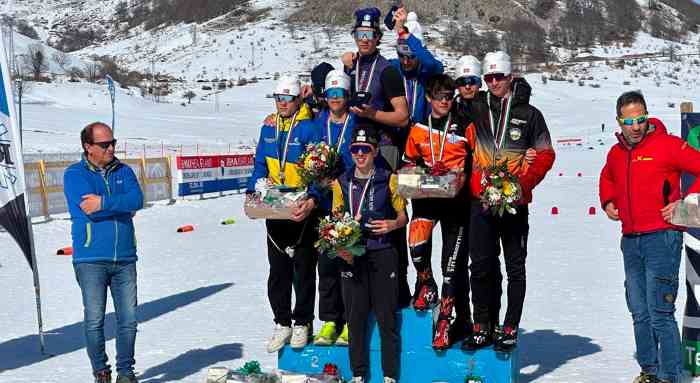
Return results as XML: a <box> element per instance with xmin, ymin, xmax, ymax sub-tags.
<box><xmin>615</xmin><ymin>118</ymin><xmax>665</xmax><ymax>150</ymax></box>
<box><xmin>81</xmin><ymin>154</ymin><xmax>121</xmax><ymax>174</ymax></box>
<box><xmin>358</xmin><ymin>49</ymin><xmax>380</xmax><ymax>64</ymax></box>
<box><xmin>489</xmin><ymin>77</ymin><xmax>532</xmax><ymax>109</ymax></box>
<box><xmin>274</xmin><ymin>102</ymin><xmax>313</xmax><ymax>132</ymax></box>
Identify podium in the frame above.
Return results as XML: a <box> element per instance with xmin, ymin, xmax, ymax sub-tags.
<box><xmin>278</xmin><ymin>308</ymin><xmax>518</xmax><ymax>382</ymax></box>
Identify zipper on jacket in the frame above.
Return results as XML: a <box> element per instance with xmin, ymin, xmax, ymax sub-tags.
<box><xmin>626</xmin><ymin>150</ymin><xmax>635</xmax><ymax>232</ymax></box>
<box><xmin>101</xmin><ymin>172</ymin><xmax>118</xmax><ymax>263</ymax></box>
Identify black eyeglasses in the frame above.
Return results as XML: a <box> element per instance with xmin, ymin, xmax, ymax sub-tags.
<box><xmin>484</xmin><ymin>73</ymin><xmax>508</xmax><ymax>83</ymax></box>
<box><xmin>456</xmin><ymin>77</ymin><xmax>481</xmax><ymax>87</ymax></box>
<box><xmin>350</xmin><ymin>144</ymin><xmax>374</xmax><ymax>154</ymax></box>
<box><xmin>92</xmin><ymin>139</ymin><xmax>117</xmax><ymax>150</ymax></box>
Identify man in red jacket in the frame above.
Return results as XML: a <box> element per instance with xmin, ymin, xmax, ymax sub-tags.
<box><xmin>600</xmin><ymin>91</ymin><xmax>700</xmax><ymax>383</ymax></box>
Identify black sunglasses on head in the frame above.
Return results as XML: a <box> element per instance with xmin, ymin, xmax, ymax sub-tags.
<box><xmin>93</xmin><ymin>139</ymin><xmax>117</xmax><ymax>149</ymax></box>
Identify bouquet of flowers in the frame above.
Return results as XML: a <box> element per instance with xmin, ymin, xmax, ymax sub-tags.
<box><xmin>297</xmin><ymin>142</ymin><xmax>340</xmax><ymax>190</ymax></box>
<box><xmin>397</xmin><ymin>162</ymin><xmax>465</xmax><ymax>199</ymax></box>
<box><xmin>244</xmin><ymin>179</ymin><xmax>307</xmax><ymax>220</ymax></box>
<box><xmin>315</xmin><ymin>212</ymin><xmax>364</xmax><ymax>260</ymax></box>
<box><xmin>480</xmin><ymin>163</ymin><xmax>522</xmax><ymax>217</ymax></box>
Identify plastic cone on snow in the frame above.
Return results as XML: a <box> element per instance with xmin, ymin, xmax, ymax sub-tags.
<box><xmin>57</xmin><ymin>247</ymin><xmax>73</xmax><ymax>256</ymax></box>
<box><xmin>221</xmin><ymin>219</ymin><xmax>236</xmax><ymax>225</ymax></box>
<box><xmin>577</xmin><ymin>172</ymin><xmax>583</xmax><ymax>177</ymax></box>
<box><xmin>558</xmin><ymin>172</ymin><xmax>563</xmax><ymax>177</ymax></box>
<box><xmin>551</xmin><ymin>207</ymin><xmax>559</xmax><ymax>215</ymax></box>
<box><xmin>177</xmin><ymin>225</ymin><xmax>194</xmax><ymax>233</ymax></box>
<box><xmin>588</xmin><ymin>206</ymin><xmax>597</xmax><ymax>215</ymax></box>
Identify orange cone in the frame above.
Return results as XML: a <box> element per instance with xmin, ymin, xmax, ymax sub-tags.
<box><xmin>551</xmin><ymin>207</ymin><xmax>559</xmax><ymax>215</ymax></box>
<box><xmin>57</xmin><ymin>247</ymin><xmax>73</xmax><ymax>256</ymax></box>
<box><xmin>177</xmin><ymin>225</ymin><xmax>194</xmax><ymax>233</ymax></box>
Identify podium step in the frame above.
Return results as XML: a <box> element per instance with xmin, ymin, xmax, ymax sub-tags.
<box><xmin>278</xmin><ymin>308</ymin><xmax>518</xmax><ymax>382</ymax></box>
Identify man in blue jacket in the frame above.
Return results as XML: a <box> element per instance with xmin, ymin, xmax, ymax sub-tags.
<box><xmin>64</xmin><ymin>122</ymin><xmax>144</xmax><ymax>383</ymax></box>
<box><xmin>389</xmin><ymin>8</ymin><xmax>444</xmax><ymax>125</ymax></box>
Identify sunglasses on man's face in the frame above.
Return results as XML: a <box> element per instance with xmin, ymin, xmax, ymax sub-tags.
<box><xmin>274</xmin><ymin>94</ymin><xmax>296</xmax><ymax>103</ymax></box>
<box><xmin>398</xmin><ymin>53</ymin><xmax>416</xmax><ymax>60</ymax></box>
<box><xmin>93</xmin><ymin>139</ymin><xmax>117</xmax><ymax>150</ymax></box>
<box><xmin>354</xmin><ymin>30</ymin><xmax>376</xmax><ymax>41</ymax></box>
<box><xmin>431</xmin><ymin>92</ymin><xmax>454</xmax><ymax>102</ymax></box>
<box><xmin>617</xmin><ymin>115</ymin><xmax>649</xmax><ymax>126</ymax></box>
<box><xmin>484</xmin><ymin>73</ymin><xmax>508</xmax><ymax>83</ymax></box>
<box><xmin>456</xmin><ymin>76</ymin><xmax>481</xmax><ymax>87</ymax></box>
<box><xmin>325</xmin><ymin>88</ymin><xmax>347</xmax><ymax>100</ymax></box>
<box><xmin>350</xmin><ymin>144</ymin><xmax>374</xmax><ymax>154</ymax></box>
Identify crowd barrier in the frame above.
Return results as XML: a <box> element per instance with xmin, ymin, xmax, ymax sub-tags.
<box><xmin>23</xmin><ymin>152</ymin><xmax>255</xmax><ymax>218</ymax></box>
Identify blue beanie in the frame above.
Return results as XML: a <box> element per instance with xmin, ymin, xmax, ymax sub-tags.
<box><xmin>354</xmin><ymin>8</ymin><xmax>381</xmax><ymax>31</ymax></box>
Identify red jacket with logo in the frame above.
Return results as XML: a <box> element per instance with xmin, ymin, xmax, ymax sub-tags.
<box><xmin>599</xmin><ymin>118</ymin><xmax>700</xmax><ymax>235</ymax></box>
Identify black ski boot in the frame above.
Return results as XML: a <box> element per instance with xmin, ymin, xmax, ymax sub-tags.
<box><xmin>461</xmin><ymin>323</ymin><xmax>493</xmax><ymax>351</ymax></box>
<box><xmin>494</xmin><ymin>325</ymin><xmax>518</xmax><ymax>352</ymax></box>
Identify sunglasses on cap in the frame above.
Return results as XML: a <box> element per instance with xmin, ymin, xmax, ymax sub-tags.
<box><xmin>274</xmin><ymin>94</ymin><xmax>296</xmax><ymax>103</ymax></box>
<box><xmin>431</xmin><ymin>92</ymin><xmax>454</xmax><ymax>102</ymax></box>
<box><xmin>617</xmin><ymin>115</ymin><xmax>649</xmax><ymax>126</ymax></box>
<box><xmin>456</xmin><ymin>76</ymin><xmax>481</xmax><ymax>87</ymax></box>
<box><xmin>350</xmin><ymin>144</ymin><xmax>374</xmax><ymax>154</ymax></box>
<box><xmin>354</xmin><ymin>30</ymin><xmax>376</xmax><ymax>41</ymax></box>
<box><xmin>484</xmin><ymin>73</ymin><xmax>508</xmax><ymax>83</ymax></box>
<box><xmin>92</xmin><ymin>139</ymin><xmax>117</xmax><ymax>150</ymax></box>
<box><xmin>325</xmin><ymin>88</ymin><xmax>347</xmax><ymax>99</ymax></box>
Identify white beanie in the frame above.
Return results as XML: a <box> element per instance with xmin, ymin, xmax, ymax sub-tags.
<box><xmin>274</xmin><ymin>75</ymin><xmax>301</xmax><ymax>96</ymax></box>
<box><xmin>405</xmin><ymin>12</ymin><xmax>424</xmax><ymax>44</ymax></box>
<box><xmin>456</xmin><ymin>55</ymin><xmax>481</xmax><ymax>78</ymax></box>
<box><xmin>324</xmin><ymin>70</ymin><xmax>351</xmax><ymax>92</ymax></box>
<box><xmin>482</xmin><ymin>51</ymin><xmax>512</xmax><ymax>76</ymax></box>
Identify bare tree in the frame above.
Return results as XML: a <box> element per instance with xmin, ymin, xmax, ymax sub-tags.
<box><xmin>183</xmin><ymin>90</ymin><xmax>196</xmax><ymax>104</ymax></box>
<box><xmin>85</xmin><ymin>61</ymin><xmax>101</xmax><ymax>83</ymax></box>
<box><xmin>22</xmin><ymin>44</ymin><xmax>48</xmax><ymax>81</ymax></box>
<box><xmin>52</xmin><ymin>51</ymin><xmax>70</xmax><ymax>74</ymax></box>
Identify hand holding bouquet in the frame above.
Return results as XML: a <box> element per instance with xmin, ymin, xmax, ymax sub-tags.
<box><xmin>480</xmin><ymin>163</ymin><xmax>522</xmax><ymax>217</ymax></box>
<box><xmin>298</xmin><ymin>142</ymin><xmax>340</xmax><ymax>190</ymax></box>
<box><xmin>315</xmin><ymin>212</ymin><xmax>364</xmax><ymax>263</ymax></box>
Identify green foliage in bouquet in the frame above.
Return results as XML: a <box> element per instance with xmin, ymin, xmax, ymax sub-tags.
<box><xmin>315</xmin><ymin>212</ymin><xmax>365</xmax><ymax>259</ymax></box>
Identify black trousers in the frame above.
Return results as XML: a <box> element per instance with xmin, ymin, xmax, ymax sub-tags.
<box><xmin>389</xmin><ymin>225</ymin><xmax>412</xmax><ymax>308</ymax></box>
<box><xmin>265</xmin><ymin>217</ymin><xmax>319</xmax><ymax>326</ymax></box>
<box><xmin>469</xmin><ymin>201</ymin><xmax>528</xmax><ymax>328</ymax></box>
<box><xmin>341</xmin><ymin>247</ymin><xmax>400</xmax><ymax>380</ymax></box>
<box><xmin>318</xmin><ymin>254</ymin><xmax>346</xmax><ymax>325</ymax></box>
<box><xmin>409</xmin><ymin>197</ymin><xmax>470</xmax><ymax>320</ymax></box>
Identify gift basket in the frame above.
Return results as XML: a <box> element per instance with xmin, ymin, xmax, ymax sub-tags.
<box><xmin>671</xmin><ymin>193</ymin><xmax>700</xmax><ymax>228</ymax></box>
<box><xmin>397</xmin><ymin>162</ymin><xmax>465</xmax><ymax>199</ymax></box>
<box><xmin>244</xmin><ymin>179</ymin><xmax>306</xmax><ymax>220</ymax></box>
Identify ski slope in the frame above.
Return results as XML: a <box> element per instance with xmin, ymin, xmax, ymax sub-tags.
<box><xmin>0</xmin><ymin>74</ymin><xmax>699</xmax><ymax>383</ymax></box>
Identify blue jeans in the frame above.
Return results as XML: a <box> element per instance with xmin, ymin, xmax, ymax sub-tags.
<box><xmin>622</xmin><ymin>230</ymin><xmax>682</xmax><ymax>383</ymax></box>
<box><xmin>74</xmin><ymin>261</ymin><xmax>138</xmax><ymax>377</ymax></box>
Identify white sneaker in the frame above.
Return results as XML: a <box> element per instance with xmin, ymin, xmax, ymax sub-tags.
<box><xmin>383</xmin><ymin>378</ymin><xmax>396</xmax><ymax>383</ymax></box>
<box><xmin>266</xmin><ymin>324</ymin><xmax>292</xmax><ymax>353</ymax></box>
<box><xmin>290</xmin><ymin>323</ymin><xmax>312</xmax><ymax>349</ymax></box>
<box><xmin>349</xmin><ymin>377</ymin><xmax>365</xmax><ymax>383</ymax></box>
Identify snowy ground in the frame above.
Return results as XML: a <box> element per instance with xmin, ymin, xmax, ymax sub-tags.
<box><xmin>1</xmin><ymin>76</ymin><xmax>699</xmax><ymax>383</ymax></box>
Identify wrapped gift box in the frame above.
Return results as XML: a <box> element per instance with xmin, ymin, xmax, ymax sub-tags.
<box><xmin>244</xmin><ymin>187</ymin><xmax>306</xmax><ymax>220</ymax></box>
<box><xmin>397</xmin><ymin>167</ymin><xmax>465</xmax><ymax>199</ymax></box>
<box><xmin>672</xmin><ymin>193</ymin><xmax>700</xmax><ymax>228</ymax></box>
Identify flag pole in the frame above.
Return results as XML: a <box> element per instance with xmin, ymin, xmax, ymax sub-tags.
<box><xmin>26</xmin><ymin>214</ymin><xmax>46</xmax><ymax>354</ymax></box>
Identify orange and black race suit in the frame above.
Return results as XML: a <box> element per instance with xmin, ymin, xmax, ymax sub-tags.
<box><xmin>402</xmin><ymin>113</ymin><xmax>473</xmax><ymax>322</ymax></box>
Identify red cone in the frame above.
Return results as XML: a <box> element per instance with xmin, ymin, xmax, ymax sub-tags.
<box><xmin>57</xmin><ymin>247</ymin><xmax>73</xmax><ymax>256</ymax></box>
<box><xmin>588</xmin><ymin>206</ymin><xmax>596</xmax><ymax>215</ymax></box>
<box><xmin>551</xmin><ymin>207</ymin><xmax>559</xmax><ymax>215</ymax></box>
<box><xmin>177</xmin><ymin>225</ymin><xmax>194</xmax><ymax>233</ymax></box>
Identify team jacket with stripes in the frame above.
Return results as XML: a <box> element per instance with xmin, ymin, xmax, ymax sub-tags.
<box><xmin>246</xmin><ymin>103</ymin><xmax>322</xmax><ymax>192</ymax></box>
<box><xmin>402</xmin><ymin>113</ymin><xmax>473</xmax><ymax>172</ymax></box>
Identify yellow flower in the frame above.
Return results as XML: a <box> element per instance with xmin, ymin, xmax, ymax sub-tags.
<box><xmin>342</xmin><ymin>227</ymin><xmax>352</xmax><ymax>236</ymax></box>
<box><xmin>503</xmin><ymin>181</ymin><xmax>513</xmax><ymax>196</ymax></box>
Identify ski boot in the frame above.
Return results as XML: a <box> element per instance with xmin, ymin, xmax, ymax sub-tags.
<box><xmin>413</xmin><ymin>271</ymin><xmax>438</xmax><ymax>311</ymax></box>
<box><xmin>449</xmin><ymin>315</ymin><xmax>474</xmax><ymax>343</ymax></box>
<box><xmin>314</xmin><ymin>322</ymin><xmax>338</xmax><ymax>346</ymax></box>
<box><xmin>461</xmin><ymin>323</ymin><xmax>493</xmax><ymax>351</ymax></box>
<box><xmin>632</xmin><ymin>372</ymin><xmax>659</xmax><ymax>383</ymax></box>
<box><xmin>432</xmin><ymin>297</ymin><xmax>455</xmax><ymax>350</ymax></box>
<box><xmin>494</xmin><ymin>325</ymin><xmax>518</xmax><ymax>353</ymax></box>
<box><xmin>94</xmin><ymin>369</ymin><xmax>112</xmax><ymax>383</ymax></box>
<box><xmin>336</xmin><ymin>324</ymin><xmax>349</xmax><ymax>346</ymax></box>
<box><xmin>115</xmin><ymin>374</ymin><xmax>138</xmax><ymax>383</ymax></box>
